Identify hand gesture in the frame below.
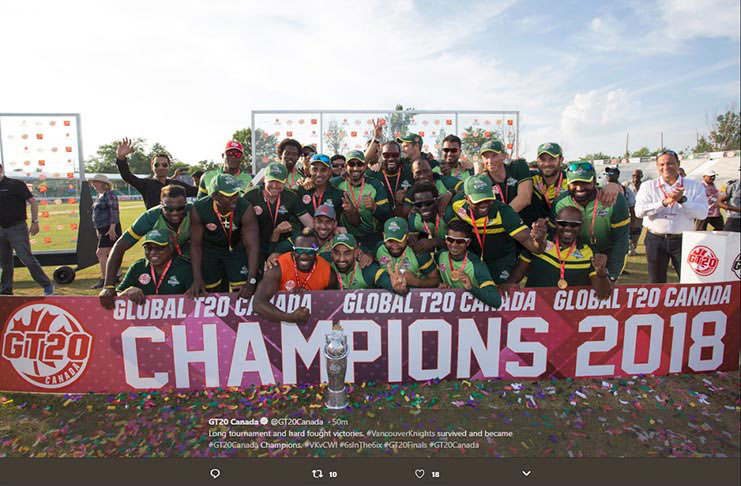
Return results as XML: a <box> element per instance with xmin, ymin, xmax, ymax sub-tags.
<box><xmin>438</xmin><ymin>282</ymin><xmax>450</xmax><ymax>289</ymax></box>
<box><xmin>372</xmin><ymin>117</ymin><xmax>384</xmax><ymax>140</ymax></box>
<box><xmin>591</xmin><ymin>253</ymin><xmax>608</xmax><ymax>276</ymax></box>
<box><xmin>530</xmin><ymin>218</ymin><xmax>547</xmax><ymax>243</ymax></box>
<box><xmin>437</xmin><ymin>192</ymin><xmax>453</xmax><ymax>217</ymax></box>
<box><xmin>276</xmin><ymin>221</ymin><xmax>293</xmax><ymax>234</ymax></box>
<box><xmin>116</xmin><ymin>137</ymin><xmax>134</xmax><ymax>160</ymax></box>
<box><xmin>598</xmin><ymin>182</ymin><xmax>619</xmax><ymax>207</ymax></box>
<box><xmin>122</xmin><ymin>287</ymin><xmax>145</xmax><ymax>305</ymax></box>
<box><xmin>362</xmin><ymin>194</ymin><xmax>376</xmax><ymax>212</ymax></box>
<box><xmin>357</xmin><ymin>250</ymin><xmax>373</xmax><ymax>268</ymax></box>
<box><xmin>412</xmin><ymin>237</ymin><xmax>438</xmax><ymax>254</ymax></box>
<box><xmin>98</xmin><ymin>288</ymin><xmax>117</xmax><ymax>310</ymax></box>
<box><xmin>291</xmin><ymin>306</ymin><xmax>310</xmax><ymax>324</ymax></box>
<box><xmin>237</xmin><ymin>281</ymin><xmax>256</xmax><ymax>301</ymax></box>
<box><xmin>300</xmin><ymin>177</ymin><xmax>315</xmax><ymax>191</ymax></box>
<box><xmin>498</xmin><ymin>282</ymin><xmax>520</xmax><ymax>296</ymax></box>
<box><xmin>342</xmin><ymin>192</ymin><xmax>357</xmax><ymax>213</ymax></box>
<box><xmin>388</xmin><ymin>261</ymin><xmax>408</xmax><ymax>294</ymax></box>
<box><xmin>440</xmin><ymin>163</ymin><xmax>452</xmax><ymax>176</ymax></box>
<box><xmin>459</xmin><ymin>273</ymin><xmax>473</xmax><ymax>290</ymax></box>
<box><xmin>186</xmin><ymin>278</ymin><xmax>206</xmax><ymax>299</ymax></box>
<box><xmin>264</xmin><ymin>252</ymin><xmax>281</xmax><ymax>271</ymax></box>
<box><xmin>395</xmin><ymin>189</ymin><xmax>407</xmax><ymax>206</ymax></box>
<box><xmin>670</xmin><ymin>186</ymin><xmax>685</xmax><ymax>202</ymax></box>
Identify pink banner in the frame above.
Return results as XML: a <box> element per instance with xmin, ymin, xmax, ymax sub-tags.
<box><xmin>1</xmin><ymin>282</ymin><xmax>738</xmax><ymax>393</ymax></box>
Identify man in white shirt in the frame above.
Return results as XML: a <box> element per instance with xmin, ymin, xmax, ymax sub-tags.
<box><xmin>635</xmin><ymin>150</ymin><xmax>708</xmax><ymax>283</ymax></box>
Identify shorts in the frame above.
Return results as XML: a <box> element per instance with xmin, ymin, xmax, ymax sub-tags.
<box><xmin>201</xmin><ymin>245</ymin><xmax>250</xmax><ymax>290</ymax></box>
<box><xmin>97</xmin><ymin>223</ymin><xmax>122</xmax><ymax>249</ymax></box>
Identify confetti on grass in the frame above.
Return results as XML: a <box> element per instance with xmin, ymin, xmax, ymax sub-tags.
<box><xmin>0</xmin><ymin>372</ymin><xmax>738</xmax><ymax>458</ymax></box>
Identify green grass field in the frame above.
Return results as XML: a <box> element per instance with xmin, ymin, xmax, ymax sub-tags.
<box><xmin>14</xmin><ymin>200</ymin><xmax>146</xmax><ymax>294</ymax></box>
<box><xmin>2</xmin><ymin>212</ymin><xmax>733</xmax><ymax>459</ymax></box>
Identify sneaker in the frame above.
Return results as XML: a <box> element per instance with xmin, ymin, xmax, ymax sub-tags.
<box><xmin>90</xmin><ymin>278</ymin><xmax>104</xmax><ymax>289</ymax></box>
<box><xmin>43</xmin><ymin>284</ymin><xmax>54</xmax><ymax>296</ymax></box>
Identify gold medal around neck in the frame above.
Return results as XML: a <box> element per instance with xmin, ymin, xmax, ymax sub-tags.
<box><xmin>557</xmin><ymin>278</ymin><xmax>568</xmax><ymax>290</ymax></box>
<box><xmin>450</xmin><ymin>270</ymin><xmax>461</xmax><ymax>282</ymax></box>
<box><xmin>590</xmin><ymin>234</ymin><xmax>597</xmax><ymax>245</ymax></box>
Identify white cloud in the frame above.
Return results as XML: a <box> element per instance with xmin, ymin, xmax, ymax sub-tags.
<box><xmin>659</xmin><ymin>0</ymin><xmax>741</xmax><ymax>41</ymax></box>
<box><xmin>581</xmin><ymin>0</ymin><xmax>740</xmax><ymax>54</ymax></box>
<box><xmin>561</xmin><ymin>89</ymin><xmax>636</xmax><ymax>136</ymax></box>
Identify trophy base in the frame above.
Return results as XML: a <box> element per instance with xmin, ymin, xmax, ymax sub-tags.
<box><xmin>325</xmin><ymin>386</ymin><xmax>348</xmax><ymax>409</ymax></box>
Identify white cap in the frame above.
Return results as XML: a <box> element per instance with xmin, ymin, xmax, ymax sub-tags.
<box><xmin>703</xmin><ymin>170</ymin><xmax>717</xmax><ymax>177</ymax></box>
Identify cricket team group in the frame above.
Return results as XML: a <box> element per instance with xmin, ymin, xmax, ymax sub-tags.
<box><xmin>81</xmin><ymin>121</ymin><xmax>735</xmax><ymax>323</ymax></box>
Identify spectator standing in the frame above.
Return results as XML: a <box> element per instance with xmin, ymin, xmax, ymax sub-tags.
<box><xmin>0</xmin><ymin>162</ymin><xmax>54</xmax><ymax>295</ymax></box>
<box><xmin>90</xmin><ymin>174</ymin><xmax>121</xmax><ymax>289</ymax></box>
<box><xmin>624</xmin><ymin>169</ymin><xmax>644</xmax><ymax>255</ymax></box>
<box><xmin>115</xmin><ymin>138</ymin><xmax>197</xmax><ymax>209</ymax></box>
<box><xmin>634</xmin><ymin>150</ymin><xmax>708</xmax><ymax>283</ymax></box>
<box><xmin>695</xmin><ymin>170</ymin><xmax>724</xmax><ymax>230</ymax></box>
<box><xmin>718</xmin><ymin>174</ymin><xmax>741</xmax><ymax>232</ymax></box>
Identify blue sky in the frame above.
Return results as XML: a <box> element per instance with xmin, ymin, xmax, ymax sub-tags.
<box><xmin>0</xmin><ymin>0</ymin><xmax>738</xmax><ymax>164</ymax></box>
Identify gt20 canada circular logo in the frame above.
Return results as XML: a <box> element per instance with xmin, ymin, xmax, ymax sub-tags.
<box><xmin>1</xmin><ymin>303</ymin><xmax>92</xmax><ymax>389</ymax></box>
<box><xmin>687</xmin><ymin>245</ymin><xmax>719</xmax><ymax>277</ymax></box>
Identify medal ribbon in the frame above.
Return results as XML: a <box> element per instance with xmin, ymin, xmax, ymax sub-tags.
<box><xmin>292</xmin><ymin>254</ymin><xmax>317</xmax><ymax>291</ymax></box>
<box><xmin>347</xmin><ymin>179</ymin><xmax>365</xmax><ymax>210</ymax></box>
<box><xmin>213</xmin><ymin>201</ymin><xmax>234</xmax><ymax>251</ymax></box>
<box><xmin>337</xmin><ymin>261</ymin><xmax>357</xmax><ymax>290</ymax></box>
<box><xmin>468</xmin><ymin>206</ymin><xmax>488</xmax><ymax>259</ymax></box>
<box><xmin>589</xmin><ymin>192</ymin><xmax>599</xmax><ymax>244</ymax></box>
<box><xmin>555</xmin><ymin>235</ymin><xmax>577</xmax><ymax>284</ymax></box>
<box><xmin>383</xmin><ymin>170</ymin><xmax>401</xmax><ymax>207</ymax></box>
<box><xmin>150</xmin><ymin>259</ymin><xmax>172</xmax><ymax>295</ymax></box>
<box><xmin>311</xmin><ymin>190</ymin><xmax>325</xmax><ymax>212</ymax></box>
<box><xmin>538</xmin><ymin>172</ymin><xmax>563</xmax><ymax>209</ymax></box>
<box><xmin>447</xmin><ymin>252</ymin><xmax>468</xmax><ymax>280</ymax></box>
<box><xmin>263</xmin><ymin>190</ymin><xmax>281</xmax><ymax>228</ymax></box>
<box><xmin>657</xmin><ymin>176</ymin><xmax>683</xmax><ymax>208</ymax></box>
<box><xmin>421</xmin><ymin>213</ymin><xmax>440</xmax><ymax>239</ymax></box>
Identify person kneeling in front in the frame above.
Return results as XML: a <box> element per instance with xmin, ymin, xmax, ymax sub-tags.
<box><xmin>115</xmin><ymin>229</ymin><xmax>192</xmax><ymax>305</ymax></box>
<box><xmin>436</xmin><ymin>219</ymin><xmax>502</xmax><ymax>308</ymax></box>
<box><xmin>253</xmin><ymin>228</ymin><xmax>337</xmax><ymax>324</ymax></box>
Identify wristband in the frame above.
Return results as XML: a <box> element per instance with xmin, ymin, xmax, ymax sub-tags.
<box><xmin>104</xmin><ymin>285</ymin><xmax>116</xmax><ymax>289</ymax></box>
<box><xmin>31</xmin><ymin>220</ymin><xmax>38</xmax><ymax>223</ymax></box>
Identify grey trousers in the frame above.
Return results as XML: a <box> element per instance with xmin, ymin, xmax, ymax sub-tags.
<box><xmin>0</xmin><ymin>221</ymin><xmax>51</xmax><ymax>294</ymax></box>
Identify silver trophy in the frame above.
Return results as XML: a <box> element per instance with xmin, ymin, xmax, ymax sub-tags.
<box><xmin>324</xmin><ymin>324</ymin><xmax>348</xmax><ymax>409</ymax></box>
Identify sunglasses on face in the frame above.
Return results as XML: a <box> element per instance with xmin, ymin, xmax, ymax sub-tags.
<box><xmin>347</xmin><ymin>160</ymin><xmax>364</xmax><ymax>168</ymax></box>
<box><xmin>555</xmin><ymin>220</ymin><xmax>582</xmax><ymax>228</ymax></box>
<box><xmin>226</xmin><ymin>150</ymin><xmax>243</xmax><ymax>159</ymax></box>
<box><xmin>382</xmin><ymin>152</ymin><xmax>401</xmax><ymax>158</ymax></box>
<box><xmin>153</xmin><ymin>162</ymin><xmax>169</xmax><ymax>168</ymax></box>
<box><xmin>413</xmin><ymin>199</ymin><xmax>435</xmax><ymax>208</ymax></box>
<box><xmin>163</xmin><ymin>205</ymin><xmax>187</xmax><ymax>212</ymax></box>
<box><xmin>332</xmin><ymin>163</ymin><xmax>345</xmax><ymax>168</ymax></box>
<box><xmin>442</xmin><ymin>148</ymin><xmax>459</xmax><ymax>153</ymax></box>
<box><xmin>293</xmin><ymin>246</ymin><xmax>317</xmax><ymax>255</ymax></box>
<box><xmin>445</xmin><ymin>236</ymin><xmax>470</xmax><ymax>245</ymax></box>
<box><xmin>568</xmin><ymin>161</ymin><xmax>594</xmax><ymax>172</ymax></box>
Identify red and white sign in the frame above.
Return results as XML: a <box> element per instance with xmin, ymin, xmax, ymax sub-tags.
<box><xmin>687</xmin><ymin>245</ymin><xmax>718</xmax><ymax>276</ymax></box>
<box><xmin>1</xmin><ymin>303</ymin><xmax>92</xmax><ymax>389</ymax></box>
<box><xmin>0</xmin><ymin>283</ymin><xmax>738</xmax><ymax>393</ymax></box>
<box><xmin>681</xmin><ymin>231</ymin><xmax>740</xmax><ymax>284</ymax></box>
